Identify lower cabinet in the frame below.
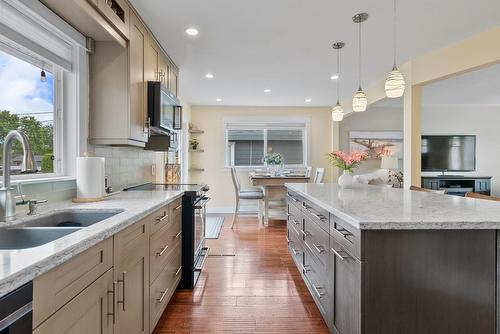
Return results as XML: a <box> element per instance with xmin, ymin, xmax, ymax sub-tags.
<box><xmin>32</xmin><ymin>199</ymin><xmax>183</xmax><ymax>334</ymax></box>
<box><xmin>33</xmin><ymin>269</ymin><xmax>114</xmax><ymax>334</ymax></box>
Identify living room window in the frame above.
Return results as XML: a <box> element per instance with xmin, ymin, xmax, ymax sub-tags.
<box><xmin>225</xmin><ymin>119</ymin><xmax>309</xmax><ymax>167</ymax></box>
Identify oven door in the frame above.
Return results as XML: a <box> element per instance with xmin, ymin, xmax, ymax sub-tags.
<box><xmin>193</xmin><ymin>196</ymin><xmax>210</xmax><ymax>259</ymax></box>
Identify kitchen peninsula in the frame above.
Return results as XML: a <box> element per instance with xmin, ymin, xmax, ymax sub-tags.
<box><xmin>286</xmin><ymin>183</ymin><xmax>500</xmax><ymax>334</ymax></box>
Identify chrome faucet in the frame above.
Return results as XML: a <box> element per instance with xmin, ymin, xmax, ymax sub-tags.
<box><xmin>0</xmin><ymin>130</ymin><xmax>37</xmax><ymax>220</ymax></box>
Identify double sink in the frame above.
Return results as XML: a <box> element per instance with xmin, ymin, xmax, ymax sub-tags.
<box><xmin>0</xmin><ymin>210</ymin><xmax>122</xmax><ymax>250</ymax></box>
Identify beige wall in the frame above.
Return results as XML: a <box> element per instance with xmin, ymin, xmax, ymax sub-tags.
<box><xmin>188</xmin><ymin>106</ymin><xmax>334</xmax><ymax>213</ymax></box>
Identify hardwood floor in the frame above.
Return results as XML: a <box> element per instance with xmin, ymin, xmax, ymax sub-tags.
<box><xmin>153</xmin><ymin>215</ymin><xmax>329</xmax><ymax>333</ymax></box>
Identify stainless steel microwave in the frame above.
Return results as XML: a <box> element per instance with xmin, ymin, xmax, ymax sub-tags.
<box><xmin>147</xmin><ymin>81</ymin><xmax>182</xmax><ymax>133</ymax></box>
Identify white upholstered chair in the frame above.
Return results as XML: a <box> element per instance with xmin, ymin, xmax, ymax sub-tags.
<box><xmin>230</xmin><ymin>167</ymin><xmax>264</xmax><ymax>228</ymax></box>
<box><xmin>313</xmin><ymin>168</ymin><xmax>325</xmax><ymax>183</ymax></box>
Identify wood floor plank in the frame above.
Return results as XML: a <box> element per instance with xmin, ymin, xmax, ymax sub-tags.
<box><xmin>152</xmin><ymin>215</ymin><xmax>329</xmax><ymax>333</ymax></box>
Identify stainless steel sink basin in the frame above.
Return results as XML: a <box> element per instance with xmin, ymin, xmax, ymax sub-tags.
<box><xmin>0</xmin><ymin>227</ymin><xmax>81</xmax><ymax>250</ymax></box>
<box><xmin>18</xmin><ymin>210</ymin><xmax>122</xmax><ymax>228</ymax></box>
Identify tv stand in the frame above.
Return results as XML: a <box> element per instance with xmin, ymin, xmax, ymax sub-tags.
<box><xmin>422</xmin><ymin>176</ymin><xmax>492</xmax><ymax>196</ymax></box>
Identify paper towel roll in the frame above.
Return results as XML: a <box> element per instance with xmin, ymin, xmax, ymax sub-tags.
<box><xmin>76</xmin><ymin>157</ymin><xmax>105</xmax><ymax>200</ymax></box>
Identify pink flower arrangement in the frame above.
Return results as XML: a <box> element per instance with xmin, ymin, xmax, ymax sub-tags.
<box><xmin>326</xmin><ymin>150</ymin><xmax>368</xmax><ymax>172</ymax></box>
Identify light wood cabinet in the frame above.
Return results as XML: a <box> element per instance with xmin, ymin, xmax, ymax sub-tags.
<box><xmin>33</xmin><ymin>269</ymin><xmax>114</xmax><ymax>334</ymax></box>
<box><xmin>169</xmin><ymin>64</ymin><xmax>179</xmax><ymax>97</ymax></box>
<box><xmin>113</xmin><ymin>218</ymin><xmax>150</xmax><ymax>334</ymax></box>
<box><xmin>146</xmin><ymin>36</ymin><xmax>160</xmax><ymax>82</ymax></box>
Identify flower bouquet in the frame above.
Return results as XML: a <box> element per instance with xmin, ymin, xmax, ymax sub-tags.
<box><xmin>263</xmin><ymin>152</ymin><xmax>283</xmax><ymax>176</ymax></box>
<box><xmin>327</xmin><ymin>151</ymin><xmax>367</xmax><ymax>188</ymax></box>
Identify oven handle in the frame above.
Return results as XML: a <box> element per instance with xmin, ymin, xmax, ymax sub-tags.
<box><xmin>194</xmin><ymin>247</ymin><xmax>210</xmax><ymax>272</ymax></box>
<box><xmin>194</xmin><ymin>197</ymin><xmax>211</xmax><ymax>209</ymax></box>
<box><xmin>0</xmin><ymin>302</ymin><xmax>32</xmax><ymax>331</ymax></box>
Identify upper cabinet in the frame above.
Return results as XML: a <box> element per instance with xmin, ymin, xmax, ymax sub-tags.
<box><xmin>97</xmin><ymin>0</ymin><xmax>130</xmax><ymax>38</ymax></box>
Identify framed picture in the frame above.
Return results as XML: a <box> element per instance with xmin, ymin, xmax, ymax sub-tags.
<box><xmin>349</xmin><ymin>131</ymin><xmax>403</xmax><ymax>159</ymax></box>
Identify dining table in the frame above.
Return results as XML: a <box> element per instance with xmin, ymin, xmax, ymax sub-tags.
<box><xmin>249</xmin><ymin>172</ymin><xmax>310</xmax><ymax>224</ymax></box>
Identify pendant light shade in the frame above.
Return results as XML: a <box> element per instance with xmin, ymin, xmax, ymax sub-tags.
<box><xmin>331</xmin><ymin>101</ymin><xmax>344</xmax><ymax>122</ymax></box>
<box><xmin>352</xmin><ymin>13</ymin><xmax>368</xmax><ymax>112</ymax></box>
<box><xmin>352</xmin><ymin>87</ymin><xmax>368</xmax><ymax>112</ymax></box>
<box><xmin>385</xmin><ymin>0</ymin><xmax>406</xmax><ymax>98</ymax></box>
<box><xmin>385</xmin><ymin>65</ymin><xmax>405</xmax><ymax>98</ymax></box>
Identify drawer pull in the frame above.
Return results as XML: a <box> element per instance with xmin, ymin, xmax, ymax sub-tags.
<box><xmin>291</xmin><ymin>248</ymin><xmax>300</xmax><ymax>256</ymax></box>
<box><xmin>310</xmin><ymin>212</ymin><xmax>327</xmax><ymax>222</ymax></box>
<box><xmin>331</xmin><ymin>248</ymin><xmax>352</xmax><ymax>261</ymax></box>
<box><xmin>175</xmin><ymin>266</ymin><xmax>182</xmax><ymax>276</ymax></box>
<box><xmin>107</xmin><ymin>281</ymin><xmax>117</xmax><ymax>324</ymax></box>
<box><xmin>312</xmin><ymin>243</ymin><xmax>325</xmax><ymax>254</ymax></box>
<box><xmin>156</xmin><ymin>212</ymin><xmax>169</xmax><ymax>223</ymax></box>
<box><xmin>117</xmin><ymin>271</ymin><xmax>126</xmax><ymax>311</ymax></box>
<box><xmin>157</xmin><ymin>245</ymin><xmax>170</xmax><ymax>256</ymax></box>
<box><xmin>300</xmin><ymin>263</ymin><xmax>310</xmax><ymax>273</ymax></box>
<box><xmin>288</xmin><ymin>194</ymin><xmax>300</xmax><ymax>203</ymax></box>
<box><xmin>157</xmin><ymin>288</ymin><xmax>169</xmax><ymax>303</ymax></box>
<box><xmin>301</xmin><ymin>229</ymin><xmax>310</xmax><ymax>237</ymax></box>
<box><xmin>312</xmin><ymin>284</ymin><xmax>326</xmax><ymax>299</ymax></box>
<box><xmin>291</xmin><ymin>219</ymin><xmax>301</xmax><ymax>226</ymax></box>
<box><xmin>334</xmin><ymin>227</ymin><xmax>353</xmax><ymax>239</ymax></box>
<box><xmin>301</xmin><ymin>203</ymin><xmax>310</xmax><ymax>210</ymax></box>
<box><xmin>175</xmin><ymin>231</ymin><xmax>182</xmax><ymax>239</ymax></box>
<box><xmin>173</xmin><ymin>204</ymin><xmax>182</xmax><ymax>211</ymax></box>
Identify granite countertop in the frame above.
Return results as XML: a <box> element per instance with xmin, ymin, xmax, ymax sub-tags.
<box><xmin>286</xmin><ymin>183</ymin><xmax>500</xmax><ymax>230</ymax></box>
<box><xmin>0</xmin><ymin>189</ymin><xmax>183</xmax><ymax>298</ymax></box>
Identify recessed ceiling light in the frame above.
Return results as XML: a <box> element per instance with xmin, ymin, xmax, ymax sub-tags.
<box><xmin>205</xmin><ymin>73</ymin><xmax>214</xmax><ymax>79</ymax></box>
<box><xmin>185</xmin><ymin>28</ymin><xmax>199</xmax><ymax>36</ymax></box>
<box><xmin>216</xmin><ymin>98</ymin><xmax>222</xmax><ymax>102</ymax></box>
<box><xmin>305</xmin><ymin>98</ymin><xmax>312</xmax><ymax>103</ymax></box>
<box><xmin>330</xmin><ymin>74</ymin><xmax>339</xmax><ymax>80</ymax></box>
<box><xmin>264</xmin><ymin>89</ymin><xmax>271</xmax><ymax>93</ymax></box>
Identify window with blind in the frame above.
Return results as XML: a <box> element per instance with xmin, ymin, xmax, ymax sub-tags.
<box><xmin>225</xmin><ymin>120</ymin><xmax>308</xmax><ymax>167</ymax></box>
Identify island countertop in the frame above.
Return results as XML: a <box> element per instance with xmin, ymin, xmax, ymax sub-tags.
<box><xmin>286</xmin><ymin>183</ymin><xmax>500</xmax><ymax>230</ymax></box>
<box><xmin>0</xmin><ymin>189</ymin><xmax>183</xmax><ymax>298</ymax></box>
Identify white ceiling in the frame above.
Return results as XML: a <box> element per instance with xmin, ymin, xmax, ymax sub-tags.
<box><xmin>130</xmin><ymin>0</ymin><xmax>500</xmax><ymax>107</ymax></box>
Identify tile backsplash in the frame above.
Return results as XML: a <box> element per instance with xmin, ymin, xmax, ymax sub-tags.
<box><xmin>89</xmin><ymin>145</ymin><xmax>156</xmax><ymax>191</ymax></box>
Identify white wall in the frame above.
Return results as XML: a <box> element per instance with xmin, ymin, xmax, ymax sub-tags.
<box><xmin>339</xmin><ymin>107</ymin><xmax>404</xmax><ymax>174</ymax></box>
<box><xmin>421</xmin><ymin>105</ymin><xmax>500</xmax><ymax>196</ymax></box>
<box><xmin>188</xmin><ymin>106</ymin><xmax>334</xmax><ymax>213</ymax></box>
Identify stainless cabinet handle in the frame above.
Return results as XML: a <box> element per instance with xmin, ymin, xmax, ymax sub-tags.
<box><xmin>289</xmin><ymin>195</ymin><xmax>300</xmax><ymax>203</ymax></box>
<box><xmin>334</xmin><ymin>227</ymin><xmax>352</xmax><ymax>238</ymax></box>
<box><xmin>301</xmin><ymin>229</ymin><xmax>310</xmax><ymax>237</ymax></box>
<box><xmin>157</xmin><ymin>288</ymin><xmax>169</xmax><ymax>303</ymax></box>
<box><xmin>331</xmin><ymin>248</ymin><xmax>352</xmax><ymax>261</ymax></box>
<box><xmin>175</xmin><ymin>231</ymin><xmax>182</xmax><ymax>239</ymax></box>
<box><xmin>301</xmin><ymin>264</ymin><xmax>310</xmax><ymax>273</ymax></box>
<box><xmin>157</xmin><ymin>244</ymin><xmax>169</xmax><ymax>256</ymax></box>
<box><xmin>312</xmin><ymin>284</ymin><xmax>326</xmax><ymax>299</ymax></box>
<box><xmin>311</xmin><ymin>212</ymin><xmax>327</xmax><ymax>222</ymax></box>
<box><xmin>175</xmin><ymin>266</ymin><xmax>182</xmax><ymax>276</ymax></box>
<box><xmin>301</xmin><ymin>203</ymin><xmax>310</xmax><ymax>209</ymax></box>
<box><xmin>292</xmin><ymin>248</ymin><xmax>300</xmax><ymax>256</ymax></box>
<box><xmin>107</xmin><ymin>281</ymin><xmax>117</xmax><ymax>324</ymax></box>
<box><xmin>117</xmin><ymin>272</ymin><xmax>126</xmax><ymax>311</ymax></box>
<box><xmin>291</xmin><ymin>219</ymin><xmax>301</xmax><ymax>226</ymax></box>
<box><xmin>156</xmin><ymin>211</ymin><xmax>168</xmax><ymax>223</ymax></box>
<box><xmin>313</xmin><ymin>243</ymin><xmax>325</xmax><ymax>254</ymax></box>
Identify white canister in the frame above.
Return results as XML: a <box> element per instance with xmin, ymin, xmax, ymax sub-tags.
<box><xmin>76</xmin><ymin>157</ymin><xmax>105</xmax><ymax>200</ymax></box>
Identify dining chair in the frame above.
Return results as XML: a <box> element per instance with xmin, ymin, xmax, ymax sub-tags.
<box><xmin>230</xmin><ymin>167</ymin><xmax>264</xmax><ymax>229</ymax></box>
<box><xmin>465</xmin><ymin>192</ymin><xmax>500</xmax><ymax>202</ymax></box>
<box><xmin>305</xmin><ymin>166</ymin><xmax>312</xmax><ymax>178</ymax></box>
<box><xmin>313</xmin><ymin>168</ymin><xmax>325</xmax><ymax>183</ymax></box>
<box><xmin>409</xmin><ymin>185</ymin><xmax>448</xmax><ymax>195</ymax></box>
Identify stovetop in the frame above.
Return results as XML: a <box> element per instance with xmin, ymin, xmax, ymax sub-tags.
<box><xmin>124</xmin><ymin>183</ymin><xmax>208</xmax><ymax>193</ymax></box>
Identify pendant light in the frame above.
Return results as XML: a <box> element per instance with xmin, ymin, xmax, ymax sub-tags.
<box><xmin>40</xmin><ymin>62</ymin><xmax>47</xmax><ymax>82</ymax></box>
<box><xmin>385</xmin><ymin>0</ymin><xmax>405</xmax><ymax>98</ymax></box>
<box><xmin>331</xmin><ymin>42</ymin><xmax>345</xmax><ymax>122</ymax></box>
<box><xmin>352</xmin><ymin>13</ymin><xmax>368</xmax><ymax>112</ymax></box>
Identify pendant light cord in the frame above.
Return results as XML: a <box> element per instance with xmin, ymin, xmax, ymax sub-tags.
<box><xmin>337</xmin><ymin>48</ymin><xmax>341</xmax><ymax>103</ymax></box>
<box><xmin>393</xmin><ymin>0</ymin><xmax>397</xmax><ymax>66</ymax></box>
<box><xmin>358</xmin><ymin>21</ymin><xmax>362</xmax><ymax>88</ymax></box>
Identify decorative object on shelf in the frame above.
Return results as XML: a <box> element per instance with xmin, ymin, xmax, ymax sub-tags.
<box><xmin>349</xmin><ymin>131</ymin><xmax>403</xmax><ymax>159</ymax></box>
<box><xmin>263</xmin><ymin>152</ymin><xmax>284</xmax><ymax>176</ymax></box>
<box><xmin>389</xmin><ymin>170</ymin><xmax>404</xmax><ymax>188</ymax></box>
<box><xmin>331</xmin><ymin>42</ymin><xmax>345</xmax><ymax>122</ymax></box>
<box><xmin>327</xmin><ymin>150</ymin><xmax>367</xmax><ymax>189</ymax></box>
<box><xmin>352</xmin><ymin>13</ymin><xmax>368</xmax><ymax>112</ymax></box>
<box><xmin>385</xmin><ymin>0</ymin><xmax>406</xmax><ymax>98</ymax></box>
<box><xmin>189</xmin><ymin>138</ymin><xmax>200</xmax><ymax>150</ymax></box>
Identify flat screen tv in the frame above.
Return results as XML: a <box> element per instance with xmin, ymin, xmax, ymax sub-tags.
<box><xmin>421</xmin><ymin>135</ymin><xmax>476</xmax><ymax>172</ymax></box>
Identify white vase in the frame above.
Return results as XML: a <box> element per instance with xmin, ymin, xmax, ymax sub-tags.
<box><xmin>338</xmin><ymin>170</ymin><xmax>354</xmax><ymax>189</ymax></box>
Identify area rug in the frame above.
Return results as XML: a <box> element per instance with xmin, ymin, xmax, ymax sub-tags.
<box><xmin>205</xmin><ymin>216</ymin><xmax>225</xmax><ymax>239</ymax></box>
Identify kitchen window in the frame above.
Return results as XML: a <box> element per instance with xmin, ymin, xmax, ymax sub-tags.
<box><xmin>225</xmin><ymin>119</ymin><xmax>309</xmax><ymax>167</ymax></box>
<box><xmin>0</xmin><ymin>49</ymin><xmax>60</xmax><ymax>176</ymax></box>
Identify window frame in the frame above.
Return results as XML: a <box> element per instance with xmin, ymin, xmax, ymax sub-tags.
<box><xmin>0</xmin><ymin>45</ymin><xmax>64</xmax><ymax>180</ymax></box>
<box><xmin>224</xmin><ymin>117</ymin><xmax>310</xmax><ymax>169</ymax></box>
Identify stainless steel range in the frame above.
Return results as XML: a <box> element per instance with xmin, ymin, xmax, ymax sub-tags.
<box><xmin>124</xmin><ymin>183</ymin><xmax>210</xmax><ymax>288</ymax></box>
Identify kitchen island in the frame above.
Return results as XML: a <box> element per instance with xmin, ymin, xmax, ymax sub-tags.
<box><xmin>285</xmin><ymin>183</ymin><xmax>500</xmax><ymax>334</ymax></box>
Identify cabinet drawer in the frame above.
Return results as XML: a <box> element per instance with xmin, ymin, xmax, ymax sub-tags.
<box><xmin>302</xmin><ymin>200</ymin><xmax>329</xmax><ymax>232</ymax></box>
<box><xmin>169</xmin><ymin>198</ymin><xmax>182</xmax><ymax>220</ymax></box>
<box><xmin>330</xmin><ymin>214</ymin><xmax>361</xmax><ymax>260</ymax></box>
<box><xmin>150</xmin><ymin>242</ymin><xmax>181</xmax><ymax>330</ymax></box>
<box><xmin>34</xmin><ymin>269</ymin><xmax>114</xmax><ymax>334</ymax></box>
<box><xmin>287</xmin><ymin>191</ymin><xmax>303</xmax><ymax>211</ymax></box>
<box><xmin>303</xmin><ymin>248</ymin><xmax>330</xmax><ymax>319</ymax></box>
<box><xmin>287</xmin><ymin>206</ymin><xmax>303</xmax><ymax>237</ymax></box>
<box><xmin>150</xmin><ymin>216</ymin><xmax>181</xmax><ymax>283</ymax></box>
<box><xmin>33</xmin><ymin>238</ymin><xmax>113</xmax><ymax>328</ymax></box>
<box><xmin>287</xmin><ymin>225</ymin><xmax>304</xmax><ymax>267</ymax></box>
<box><xmin>303</xmin><ymin>215</ymin><xmax>329</xmax><ymax>266</ymax></box>
<box><xmin>149</xmin><ymin>205</ymin><xmax>169</xmax><ymax>235</ymax></box>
